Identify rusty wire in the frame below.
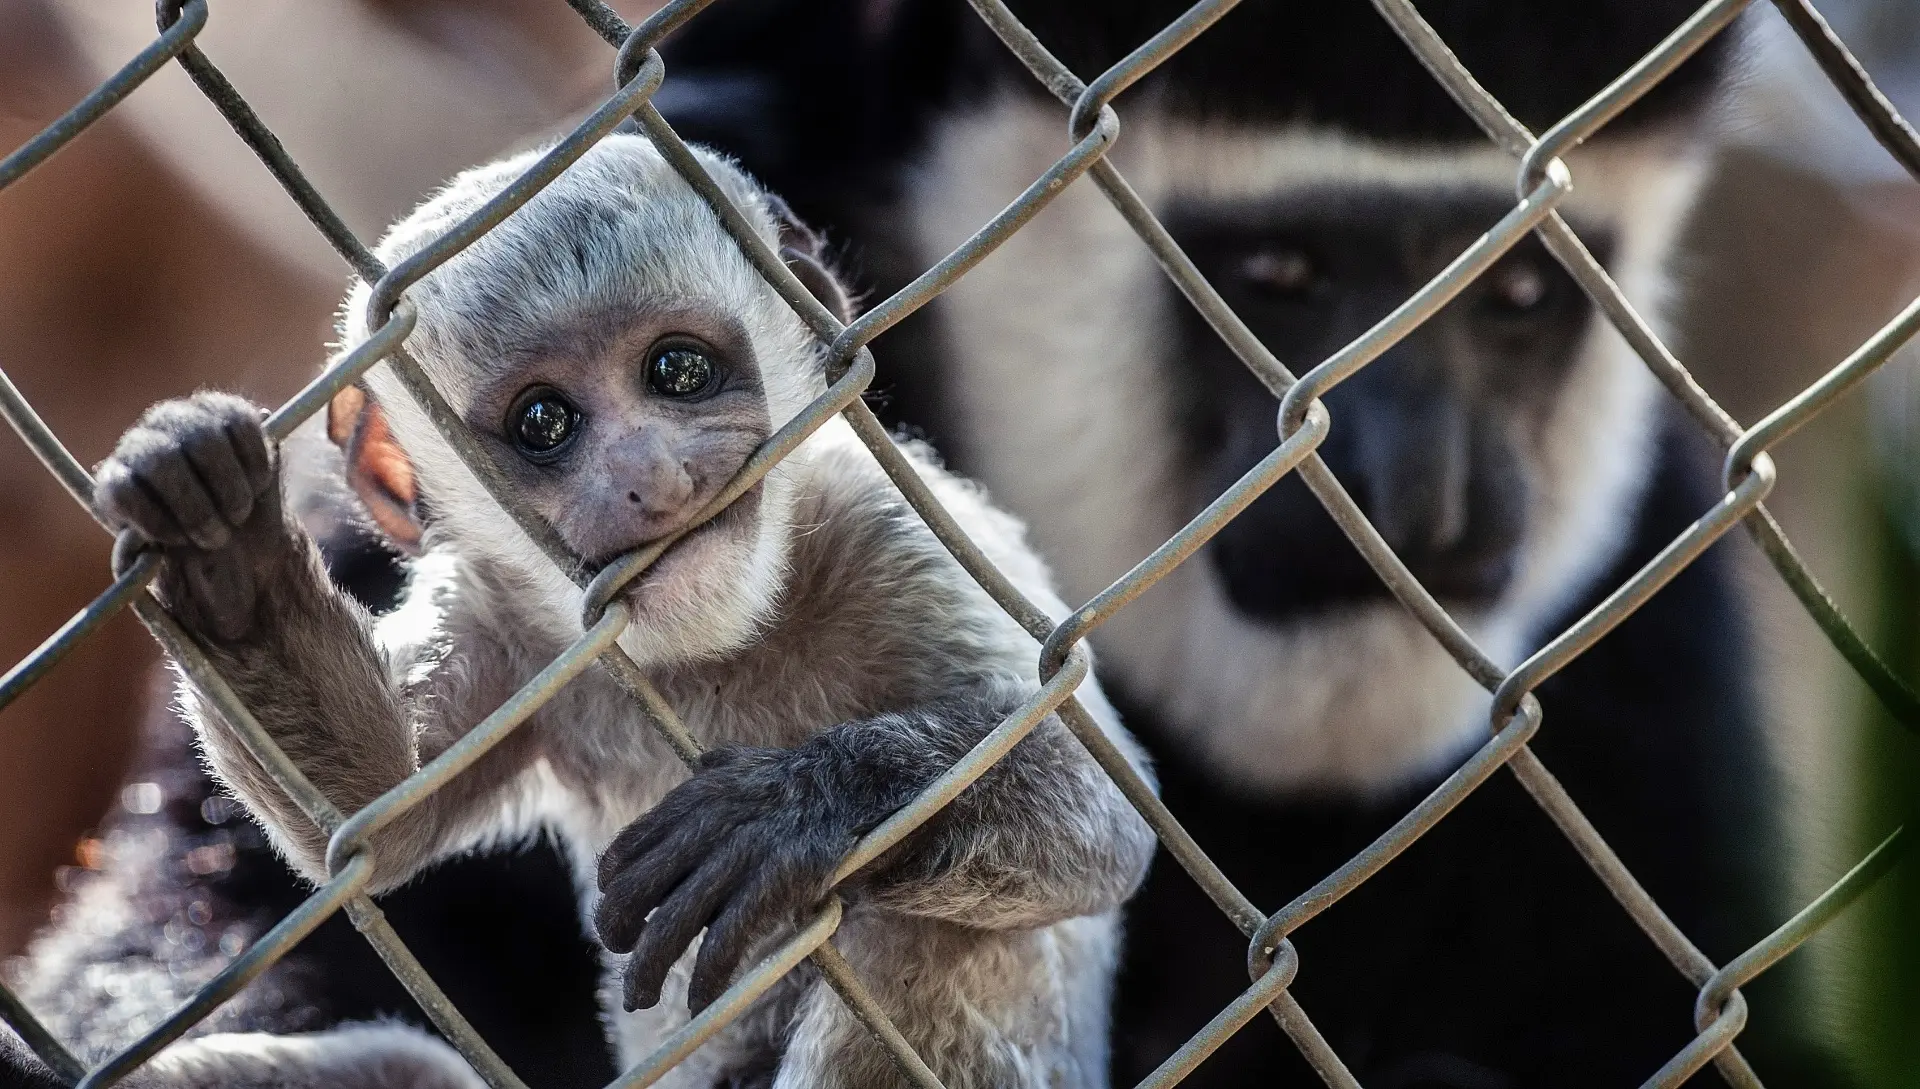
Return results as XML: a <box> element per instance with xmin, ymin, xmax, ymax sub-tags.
<box><xmin>0</xmin><ymin>0</ymin><xmax>1916</xmax><ymax>1087</ymax></box>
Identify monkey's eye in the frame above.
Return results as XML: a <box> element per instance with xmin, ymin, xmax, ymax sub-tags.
<box><xmin>646</xmin><ymin>343</ymin><xmax>719</xmax><ymax>399</ymax></box>
<box><xmin>1239</xmin><ymin>248</ymin><xmax>1316</xmax><ymax>298</ymax></box>
<box><xmin>508</xmin><ymin>389</ymin><xmax>580</xmax><ymax>459</ymax></box>
<box><xmin>1486</xmin><ymin>261</ymin><xmax>1549</xmax><ymax>313</ymax></box>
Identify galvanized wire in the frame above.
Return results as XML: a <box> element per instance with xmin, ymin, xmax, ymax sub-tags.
<box><xmin>0</xmin><ymin>1</ymin><xmax>1913</xmax><ymax>1088</ymax></box>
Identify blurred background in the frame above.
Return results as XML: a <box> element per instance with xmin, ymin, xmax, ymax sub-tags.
<box><xmin>0</xmin><ymin>0</ymin><xmax>1915</xmax><ymax>1080</ymax></box>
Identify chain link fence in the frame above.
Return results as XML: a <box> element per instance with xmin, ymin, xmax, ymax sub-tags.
<box><xmin>0</xmin><ymin>0</ymin><xmax>1915</xmax><ymax>1086</ymax></box>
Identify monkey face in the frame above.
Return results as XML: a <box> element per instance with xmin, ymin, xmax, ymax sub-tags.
<box><xmin>463</xmin><ymin>302</ymin><xmax>786</xmax><ymax>651</ymax></box>
<box><xmin>463</xmin><ymin>305</ymin><xmax>772</xmax><ymax>570</ymax></box>
<box><xmin>1163</xmin><ymin>189</ymin><xmax>1614</xmax><ymax>623</ymax></box>
<box><xmin>912</xmin><ymin>106</ymin><xmax>1700</xmax><ymax>792</ymax></box>
<box><xmin>340</xmin><ymin>135</ymin><xmax>829</xmax><ymax>663</ymax></box>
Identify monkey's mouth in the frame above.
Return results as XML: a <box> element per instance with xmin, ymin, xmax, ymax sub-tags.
<box><xmin>586</xmin><ymin>485</ymin><xmax>762</xmax><ymax>592</ymax></box>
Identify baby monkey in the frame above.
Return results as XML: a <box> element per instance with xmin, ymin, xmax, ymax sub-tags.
<box><xmin>92</xmin><ymin>135</ymin><xmax>1154</xmax><ymax>1089</ymax></box>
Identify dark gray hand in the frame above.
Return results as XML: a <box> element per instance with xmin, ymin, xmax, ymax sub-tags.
<box><xmin>94</xmin><ymin>392</ymin><xmax>286</xmax><ymax>643</ymax></box>
<box><xmin>594</xmin><ymin>741</ymin><xmax>904</xmax><ymax>1014</ymax></box>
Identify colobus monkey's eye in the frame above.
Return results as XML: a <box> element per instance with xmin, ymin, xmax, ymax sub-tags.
<box><xmin>1239</xmin><ymin>248</ymin><xmax>1315</xmax><ymax>297</ymax></box>
<box><xmin>1488</xmin><ymin>261</ymin><xmax>1549</xmax><ymax>312</ymax></box>
<box><xmin>646</xmin><ymin>343</ymin><xmax>719</xmax><ymax>399</ymax></box>
<box><xmin>508</xmin><ymin>389</ymin><xmax>580</xmax><ymax>459</ymax></box>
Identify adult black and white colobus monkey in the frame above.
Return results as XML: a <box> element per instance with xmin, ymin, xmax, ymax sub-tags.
<box><xmin>0</xmin><ymin>3</ymin><xmax>1848</xmax><ymax>1088</ymax></box>
<box><xmin>657</xmin><ymin>1</ymin><xmax>1850</xmax><ymax>1086</ymax></box>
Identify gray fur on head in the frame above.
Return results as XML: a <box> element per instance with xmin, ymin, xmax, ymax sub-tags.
<box><xmin>340</xmin><ymin>135</ymin><xmax>816</xmax><ymax>414</ymax></box>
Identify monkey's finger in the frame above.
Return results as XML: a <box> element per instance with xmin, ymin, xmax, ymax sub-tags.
<box><xmin>597</xmin><ymin>810</ymin><xmax>682</xmax><ymax>892</ymax></box>
<box><xmin>596</xmin><ymin>774</ymin><xmax>736</xmax><ymax>889</ymax></box>
<box><xmin>221</xmin><ymin>410</ymin><xmax>274</xmax><ymax>498</ymax></box>
<box><xmin>685</xmin><ymin>860</ymin><xmax>799</xmax><ymax>1014</ymax></box>
<box><xmin>134</xmin><ymin>442</ymin><xmax>230</xmax><ymax>551</ymax></box>
<box><xmin>620</xmin><ymin>849</ymin><xmax>753</xmax><ymax>1012</ymax></box>
<box><xmin>94</xmin><ymin>459</ymin><xmax>190</xmax><ymax>545</ymax></box>
<box><xmin>596</xmin><ymin>817</ymin><xmax>737</xmax><ymax>952</ymax></box>
<box><xmin>182</xmin><ymin>421</ymin><xmax>256</xmax><ymax>529</ymax></box>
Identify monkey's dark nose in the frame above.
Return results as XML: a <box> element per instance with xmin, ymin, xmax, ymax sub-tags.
<box><xmin>1341</xmin><ymin>388</ymin><xmax>1526</xmax><ymax>602</ymax></box>
<box><xmin>1206</xmin><ymin>368</ymin><xmax>1527</xmax><ymax>621</ymax></box>
<box><xmin>608</xmin><ymin>432</ymin><xmax>696</xmax><ymax>518</ymax></box>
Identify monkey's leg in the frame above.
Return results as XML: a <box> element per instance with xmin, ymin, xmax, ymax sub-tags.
<box><xmin>772</xmin><ymin>912</ymin><xmax>1118</xmax><ymax>1089</ymax></box>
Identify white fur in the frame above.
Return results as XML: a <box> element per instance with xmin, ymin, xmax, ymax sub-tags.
<box><xmin>908</xmin><ymin>94</ymin><xmax>1707</xmax><ymax>792</ymax></box>
<box><xmin>128</xmin><ymin>1025</ymin><xmax>484</xmax><ymax>1089</ymax></box>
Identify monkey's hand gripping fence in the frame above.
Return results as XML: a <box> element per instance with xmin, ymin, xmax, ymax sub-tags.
<box><xmin>1</xmin><ymin>0</ymin><xmax>1917</xmax><ymax>1086</ymax></box>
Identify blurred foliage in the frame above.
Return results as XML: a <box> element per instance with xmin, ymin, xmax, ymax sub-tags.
<box><xmin>1849</xmin><ymin>362</ymin><xmax>1920</xmax><ymax>1086</ymax></box>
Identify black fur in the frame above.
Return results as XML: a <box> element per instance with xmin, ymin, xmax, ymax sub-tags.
<box><xmin>661</xmin><ymin>0</ymin><xmax>1732</xmax><ymax>190</ymax></box>
<box><xmin>962</xmin><ymin>0</ymin><xmax>1731</xmax><ymax>136</ymax></box>
<box><xmin>0</xmin><ymin>1033</ymin><xmax>63</xmax><ymax>1089</ymax></box>
<box><xmin>657</xmin><ymin>0</ymin><xmax>1738</xmax><ymax>456</ymax></box>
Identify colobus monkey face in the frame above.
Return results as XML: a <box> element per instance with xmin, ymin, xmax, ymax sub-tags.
<box><xmin>913</xmin><ymin>104</ymin><xmax>1700</xmax><ymax>793</ymax></box>
<box><xmin>1166</xmin><ymin>191</ymin><xmax>1613</xmax><ymax>621</ymax></box>
<box><xmin>340</xmin><ymin>135</ymin><xmax>828</xmax><ymax>663</ymax></box>
<box><xmin>464</xmin><ymin>303</ymin><xmax>773</xmax><ymax>573</ymax></box>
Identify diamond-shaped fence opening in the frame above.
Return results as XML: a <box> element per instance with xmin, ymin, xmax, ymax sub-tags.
<box><xmin>0</xmin><ymin>1</ymin><xmax>1915</xmax><ymax>1087</ymax></box>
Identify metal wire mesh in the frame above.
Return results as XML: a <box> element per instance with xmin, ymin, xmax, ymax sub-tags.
<box><xmin>0</xmin><ymin>0</ymin><xmax>1915</xmax><ymax>1086</ymax></box>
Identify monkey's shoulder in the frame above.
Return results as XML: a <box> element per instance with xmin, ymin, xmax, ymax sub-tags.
<box><xmin>778</xmin><ymin>424</ymin><xmax>1058</xmax><ymax>627</ymax></box>
<box><xmin>786</xmin><ymin>422</ymin><xmax>1056</xmax><ymax>597</ymax></box>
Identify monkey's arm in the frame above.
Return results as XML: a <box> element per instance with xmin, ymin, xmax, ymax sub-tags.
<box><xmin>94</xmin><ymin>393</ymin><xmax>533</xmax><ymax>892</ymax></box>
<box><xmin>595</xmin><ymin>676</ymin><xmax>1155</xmax><ymax>1013</ymax></box>
<box><xmin>835</xmin><ymin>682</ymin><xmax>1156</xmax><ymax>929</ymax></box>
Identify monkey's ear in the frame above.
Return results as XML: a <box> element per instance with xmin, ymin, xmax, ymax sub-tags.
<box><xmin>781</xmin><ymin>247</ymin><xmax>855</xmax><ymax>326</ymax></box>
<box><xmin>327</xmin><ymin>385</ymin><xmax>424</xmax><ymax>556</ymax></box>
<box><xmin>765</xmin><ymin>193</ymin><xmax>855</xmax><ymax>326</ymax></box>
